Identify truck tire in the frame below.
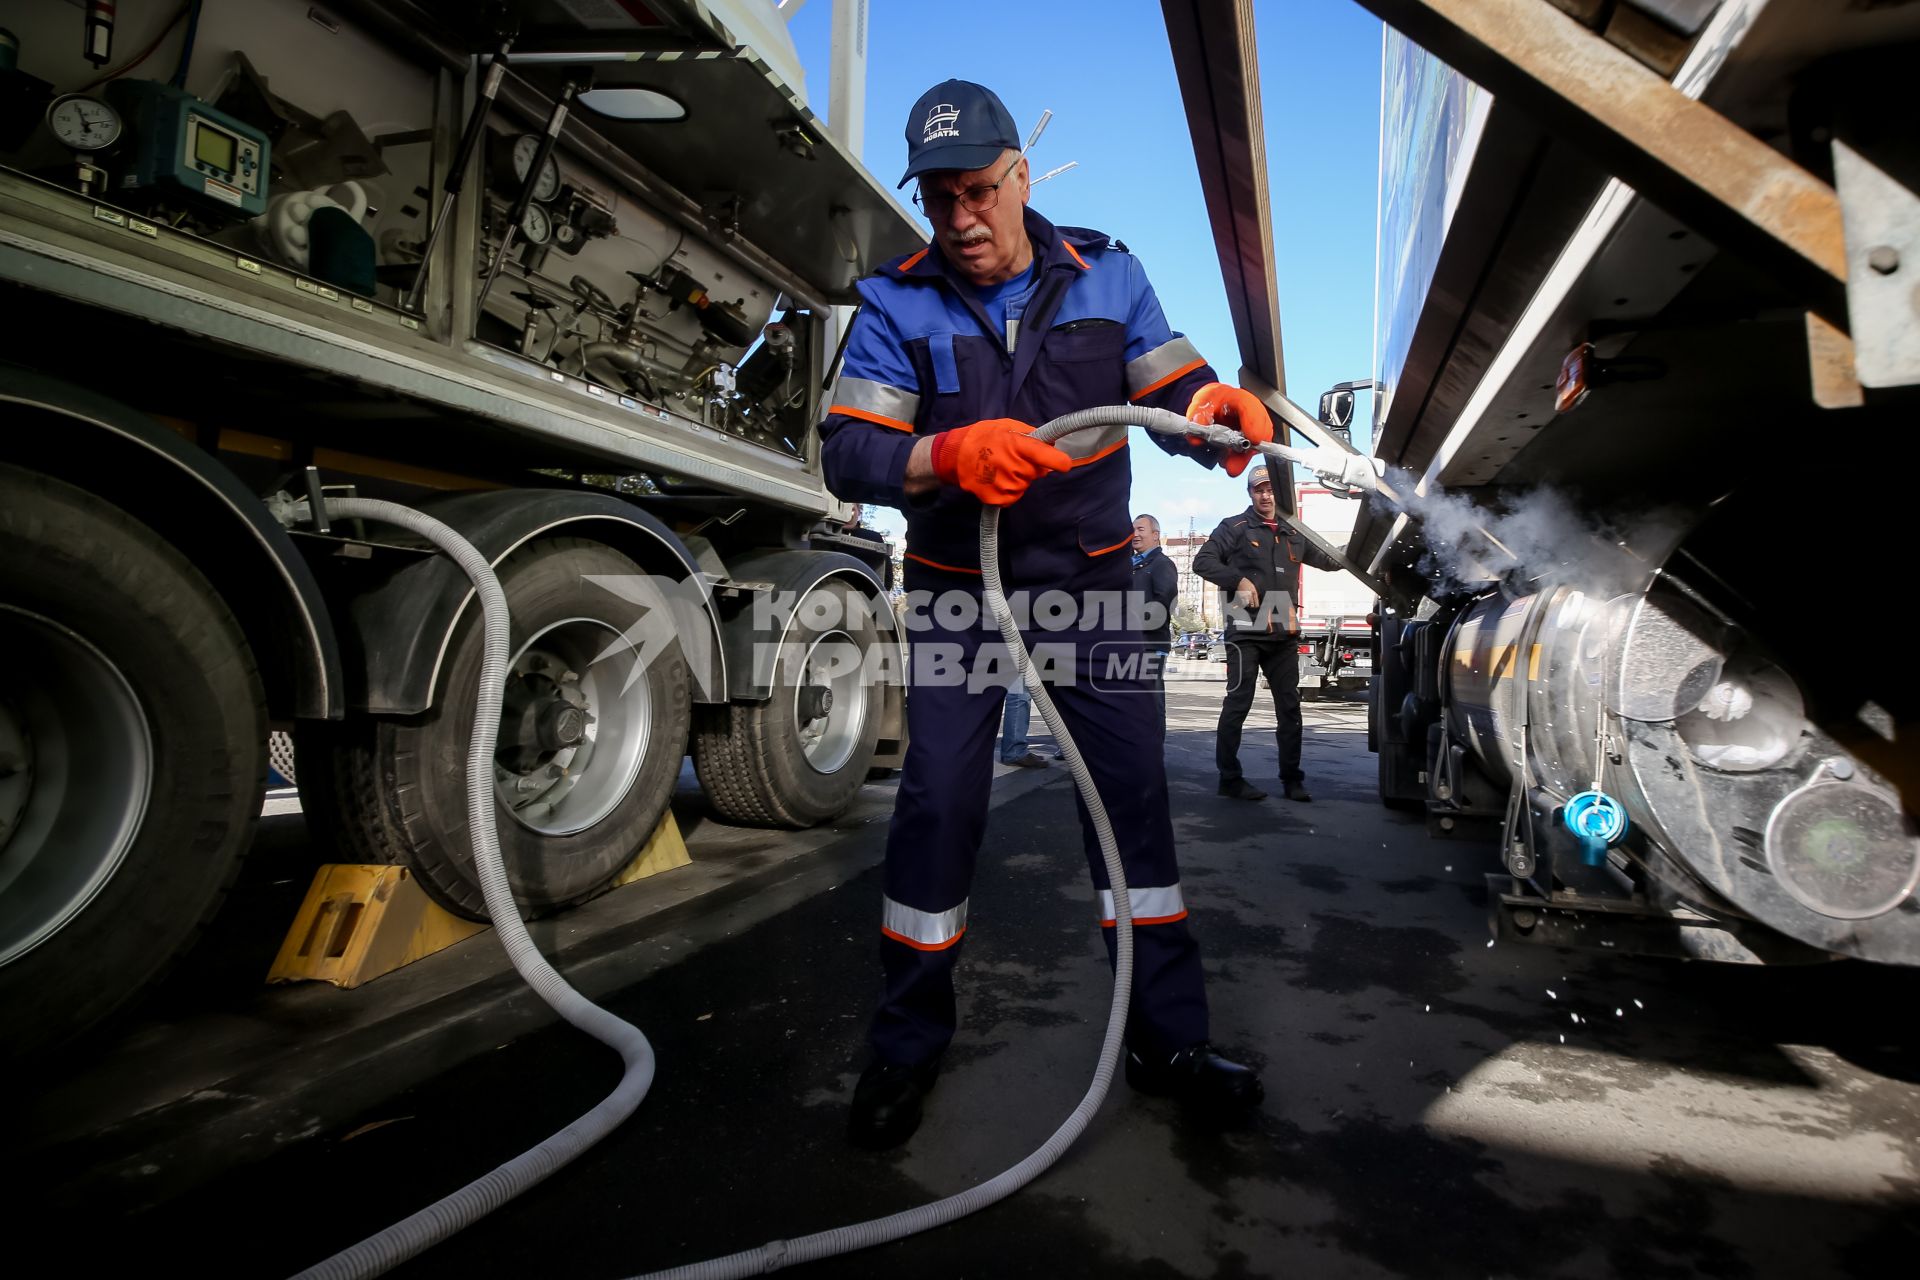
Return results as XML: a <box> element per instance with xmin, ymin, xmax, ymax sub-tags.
<box><xmin>299</xmin><ymin>539</ymin><xmax>691</xmax><ymax>920</ymax></box>
<box><xmin>0</xmin><ymin>465</ymin><xmax>264</xmax><ymax>1060</ymax></box>
<box><xmin>694</xmin><ymin>579</ymin><xmax>882</xmax><ymax>827</ymax></box>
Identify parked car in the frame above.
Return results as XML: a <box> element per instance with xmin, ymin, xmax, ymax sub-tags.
<box><xmin>1176</xmin><ymin>631</ymin><xmax>1212</xmax><ymax>659</ymax></box>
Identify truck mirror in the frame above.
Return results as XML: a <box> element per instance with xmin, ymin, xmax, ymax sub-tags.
<box><xmin>1318</xmin><ymin>388</ymin><xmax>1354</xmax><ymax>430</ymax></box>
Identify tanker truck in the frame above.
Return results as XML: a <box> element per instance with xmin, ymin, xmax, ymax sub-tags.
<box><xmin>0</xmin><ymin>0</ymin><xmax>916</xmax><ymax>1057</ymax></box>
<box><xmin>1294</xmin><ymin>479</ymin><xmax>1375</xmax><ymax>698</ymax></box>
<box><xmin>1165</xmin><ymin>0</ymin><xmax>1918</xmax><ymax>964</ymax></box>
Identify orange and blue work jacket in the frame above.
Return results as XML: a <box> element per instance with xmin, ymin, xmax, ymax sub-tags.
<box><xmin>818</xmin><ymin>207</ymin><xmax>1219</xmax><ymax>589</ymax></box>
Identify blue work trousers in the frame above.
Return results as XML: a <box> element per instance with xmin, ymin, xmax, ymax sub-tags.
<box><xmin>870</xmin><ymin>561</ymin><xmax>1210</xmax><ymax>1067</ymax></box>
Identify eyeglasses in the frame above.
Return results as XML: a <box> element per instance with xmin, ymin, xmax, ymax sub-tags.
<box><xmin>912</xmin><ymin>155</ymin><xmax>1023</xmax><ymax>217</ymax></box>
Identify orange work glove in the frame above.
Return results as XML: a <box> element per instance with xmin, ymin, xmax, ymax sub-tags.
<box><xmin>931</xmin><ymin>418</ymin><xmax>1072</xmax><ymax>506</ymax></box>
<box><xmin>1185</xmin><ymin>382</ymin><xmax>1275</xmax><ymax>478</ymax></box>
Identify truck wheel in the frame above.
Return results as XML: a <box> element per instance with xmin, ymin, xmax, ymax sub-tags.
<box><xmin>694</xmin><ymin>580</ymin><xmax>882</xmax><ymax>827</ymax></box>
<box><xmin>300</xmin><ymin>539</ymin><xmax>691</xmax><ymax>920</ymax></box>
<box><xmin>0</xmin><ymin>466</ymin><xmax>264</xmax><ymax>1059</ymax></box>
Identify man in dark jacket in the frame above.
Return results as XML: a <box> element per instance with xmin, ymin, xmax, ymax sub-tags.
<box><xmin>1193</xmin><ymin>463</ymin><xmax>1344</xmax><ymax>802</ymax></box>
<box><xmin>818</xmin><ymin>79</ymin><xmax>1272</xmax><ymax>1150</ymax></box>
<box><xmin>1131</xmin><ymin>513</ymin><xmax>1179</xmax><ymax>720</ymax></box>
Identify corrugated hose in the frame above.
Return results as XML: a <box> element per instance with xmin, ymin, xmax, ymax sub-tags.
<box><xmin>291</xmin><ymin>407</ymin><xmax>1293</xmax><ymax>1278</ymax></box>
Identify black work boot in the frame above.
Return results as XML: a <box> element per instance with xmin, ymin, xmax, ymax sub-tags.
<box><xmin>1218</xmin><ymin>777</ymin><xmax>1267</xmax><ymax>801</ymax></box>
<box><xmin>848</xmin><ymin>1056</ymin><xmax>941</xmax><ymax>1150</ymax></box>
<box><xmin>1126</xmin><ymin>1043</ymin><xmax>1265</xmax><ymax>1113</ymax></box>
<box><xmin>1283</xmin><ymin>781</ymin><xmax>1313</xmax><ymax>803</ymax></box>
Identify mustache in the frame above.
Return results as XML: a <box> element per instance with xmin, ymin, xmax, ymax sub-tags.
<box><xmin>946</xmin><ymin>226</ymin><xmax>993</xmax><ymax>247</ymax></box>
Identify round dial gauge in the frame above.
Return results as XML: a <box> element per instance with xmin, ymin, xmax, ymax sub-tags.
<box><xmin>510</xmin><ymin>134</ymin><xmax>561</xmax><ymax>203</ymax></box>
<box><xmin>46</xmin><ymin>94</ymin><xmax>122</xmax><ymax>152</ymax></box>
<box><xmin>519</xmin><ymin>203</ymin><xmax>553</xmax><ymax>245</ymax></box>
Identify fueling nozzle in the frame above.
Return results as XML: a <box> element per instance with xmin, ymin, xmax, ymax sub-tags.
<box><xmin>1191</xmin><ymin>420</ymin><xmax>1384</xmax><ymax>495</ymax></box>
<box><xmin>1299</xmin><ymin>446</ymin><xmax>1385</xmax><ymax>493</ymax></box>
<box><xmin>1250</xmin><ymin>438</ymin><xmax>1385</xmax><ymax>494</ymax></box>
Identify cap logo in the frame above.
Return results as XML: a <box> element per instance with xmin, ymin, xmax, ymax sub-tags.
<box><xmin>922</xmin><ymin>103</ymin><xmax>961</xmax><ymax>143</ymax></box>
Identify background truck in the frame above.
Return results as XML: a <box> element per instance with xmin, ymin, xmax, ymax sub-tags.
<box><xmin>1163</xmin><ymin>0</ymin><xmax>1918</xmax><ymax>965</ymax></box>
<box><xmin>1293</xmin><ymin>481</ymin><xmax>1374</xmax><ymax>697</ymax></box>
<box><xmin>0</xmin><ymin>0</ymin><xmax>917</xmax><ymax>1058</ymax></box>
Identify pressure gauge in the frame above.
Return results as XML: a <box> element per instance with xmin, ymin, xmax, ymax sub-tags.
<box><xmin>46</xmin><ymin>94</ymin><xmax>122</xmax><ymax>152</ymax></box>
<box><xmin>510</xmin><ymin>134</ymin><xmax>561</xmax><ymax>203</ymax></box>
<box><xmin>519</xmin><ymin>203</ymin><xmax>553</xmax><ymax>245</ymax></box>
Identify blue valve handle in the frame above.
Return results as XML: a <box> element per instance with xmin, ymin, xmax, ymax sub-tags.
<box><xmin>1564</xmin><ymin>790</ymin><xmax>1629</xmax><ymax>867</ymax></box>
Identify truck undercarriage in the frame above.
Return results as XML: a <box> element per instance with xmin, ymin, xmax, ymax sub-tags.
<box><xmin>1163</xmin><ymin>0</ymin><xmax>1919</xmax><ymax>965</ymax></box>
<box><xmin>0</xmin><ymin>0</ymin><xmax>919</xmax><ymax>1057</ymax></box>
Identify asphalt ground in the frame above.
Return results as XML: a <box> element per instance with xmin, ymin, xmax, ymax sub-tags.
<box><xmin>14</xmin><ymin>667</ymin><xmax>1920</xmax><ymax>1278</ymax></box>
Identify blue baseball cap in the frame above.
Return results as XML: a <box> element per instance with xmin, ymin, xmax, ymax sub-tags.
<box><xmin>898</xmin><ymin>80</ymin><xmax>1021</xmax><ymax>189</ymax></box>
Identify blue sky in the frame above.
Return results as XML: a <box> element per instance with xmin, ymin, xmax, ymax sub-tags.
<box><xmin>783</xmin><ymin>0</ymin><xmax>1383</xmax><ymax>542</ymax></box>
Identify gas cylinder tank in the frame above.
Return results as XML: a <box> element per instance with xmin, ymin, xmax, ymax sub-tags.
<box><xmin>1440</xmin><ymin>564</ymin><xmax>1917</xmax><ymax>963</ymax></box>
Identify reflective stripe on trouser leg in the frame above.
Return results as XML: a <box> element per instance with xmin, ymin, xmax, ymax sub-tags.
<box><xmin>1048</xmin><ymin>643</ymin><xmax>1209</xmax><ymax>1059</ymax></box>
<box><xmin>882</xmin><ymin>896</ymin><xmax>968</xmax><ymax>949</ymax></box>
<box><xmin>1098</xmin><ymin>884</ymin><xmax>1187</xmax><ymax>927</ymax></box>
<box><xmin>869</xmin><ymin>623</ymin><xmax>1005</xmax><ymax>1066</ymax></box>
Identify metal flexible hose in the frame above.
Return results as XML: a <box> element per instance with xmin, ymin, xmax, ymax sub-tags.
<box><xmin>639</xmin><ymin>405</ymin><xmax>1206</xmax><ymax>1279</ymax></box>
<box><xmin>288</xmin><ymin>498</ymin><xmax>657</xmax><ymax>1280</ymax></box>
<box><xmin>294</xmin><ymin>406</ymin><xmax>1268</xmax><ymax>1279</ymax></box>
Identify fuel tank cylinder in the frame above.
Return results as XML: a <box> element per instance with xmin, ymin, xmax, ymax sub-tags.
<box><xmin>1441</xmin><ymin>581</ymin><xmax>1918</xmax><ymax>964</ymax></box>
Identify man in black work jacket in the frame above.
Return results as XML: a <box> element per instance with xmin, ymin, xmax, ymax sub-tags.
<box><xmin>1131</xmin><ymin>513</ymin><xmax>1179</xmax><ymax>720</ymax></box>
<box><xmin>1193</xmin><ymin>463</ymin><xmax>1343</xmax><ymax>801</ymax></box>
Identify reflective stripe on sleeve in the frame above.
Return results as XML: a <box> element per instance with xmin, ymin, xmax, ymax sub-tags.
<box><xmin>826</xmin><ymin>376</ymin><xmax>921</xmax><ymax>431</ymax></box>
<box><xmin>1126</xmin><ymin>337</ymin><xmax>1205</xmax><ymax>400</ymax></box>
<box><xmin>1056</xmin><ymin>422</ymin><xmax>1128</xmax><ymax>463</ymax></box>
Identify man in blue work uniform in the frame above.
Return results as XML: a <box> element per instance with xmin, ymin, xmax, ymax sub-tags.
<box><xmin>820</xmin><ymin>80</ymin><xmax>1274</xmax><ymax>1149</ymax></box>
